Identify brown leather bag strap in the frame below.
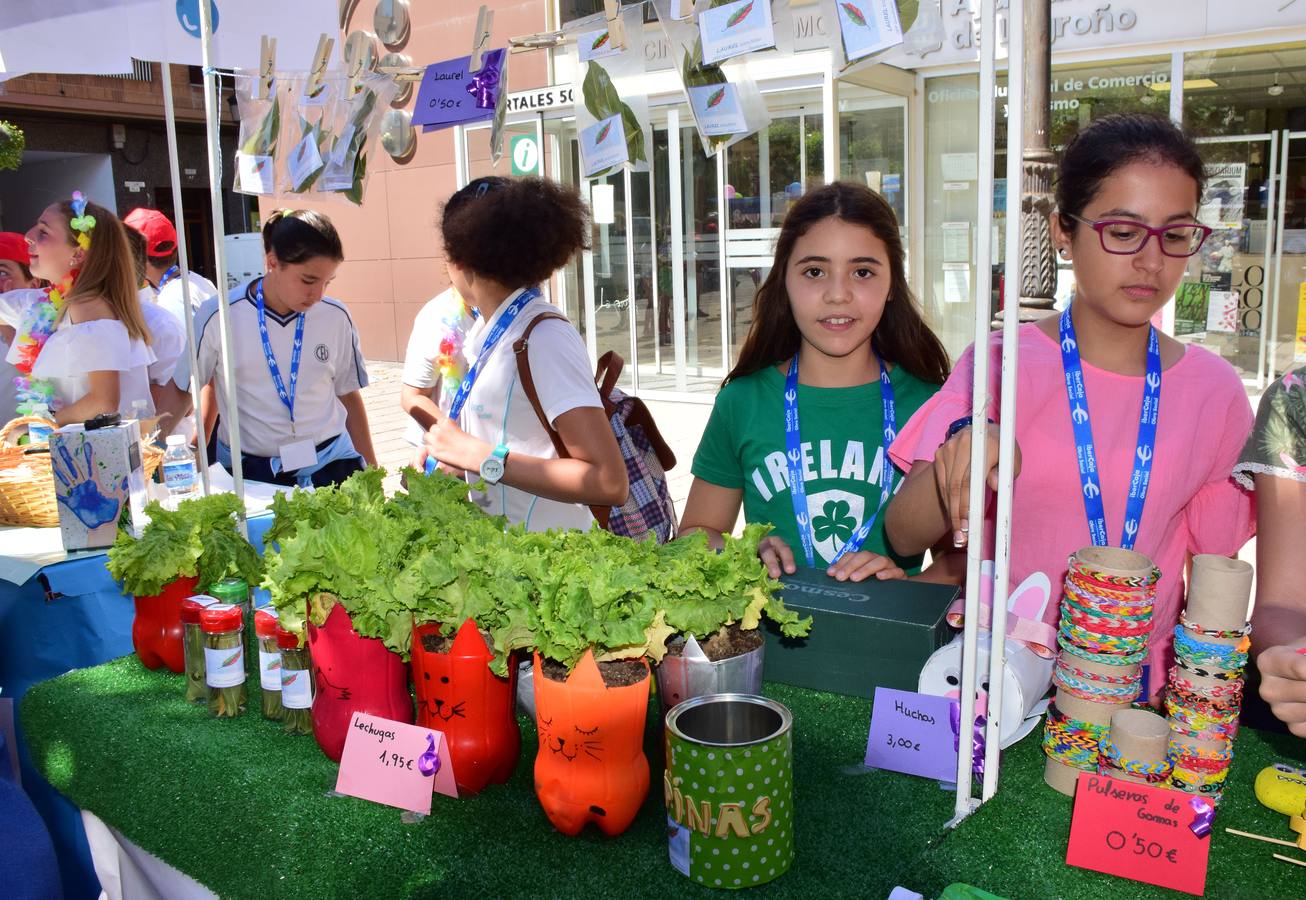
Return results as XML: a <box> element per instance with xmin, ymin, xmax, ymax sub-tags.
<box><xmin>512</xmin><ymin>311</ymin><xmax>611</xmax><ymax>528</ymax></box>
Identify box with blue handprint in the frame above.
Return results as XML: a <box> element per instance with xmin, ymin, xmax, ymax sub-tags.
<box><xmin>50</xmin><ymin>419</ymin><xmax>148</xmax><ymax>550</ymax></box>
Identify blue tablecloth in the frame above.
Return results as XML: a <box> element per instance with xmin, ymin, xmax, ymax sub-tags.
<box><xmin>1</xmin><ymin>512</ymin><xmax>274</xmax><ymax>900</ymax></box>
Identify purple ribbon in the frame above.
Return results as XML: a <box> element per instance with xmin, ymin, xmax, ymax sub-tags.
<box><xmin>949</xmin><ymin>701</ymin><xmax>986</xmax><ymax>777</ymax></box>
<box><xmin>467</xmin><ymin>50</ymin><xmax>502</xmax><ymax>109</ymax></box>
<box><xmin>418</xmin><ymin>733</ymin><xmax>440</xmax><ymax>777</ymax></box>
<box><xmin>1189</xmin><ymin>796</ymin><xmax>1214</xmax><ymax>838</ymax></box>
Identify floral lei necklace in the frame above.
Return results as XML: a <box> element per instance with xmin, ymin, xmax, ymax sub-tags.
<box><xmin>12</xmin><ymin>191</ymin><xmax>96</xmax><ymax>416</ymax></box>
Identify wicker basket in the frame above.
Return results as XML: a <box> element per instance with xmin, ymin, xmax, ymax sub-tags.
<box><xmin>0</xmin><ymin>416</ymin><xmax>165</xmax><ymax>529</ymax></box>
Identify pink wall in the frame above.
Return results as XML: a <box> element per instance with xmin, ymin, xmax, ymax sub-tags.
<box><xmin>260</xmin><ymin>0</ymin><xmax>551</xmax><ymax>362</ymax></box>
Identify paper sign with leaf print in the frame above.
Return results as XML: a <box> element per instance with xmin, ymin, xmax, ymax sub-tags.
<box><xmin>287</xmin><ymin>133</ymin><xmax>325</xmax><ymax>191</ymax></box>
<box><xmin>699</xmin><ymin>0</ymin><xmax>776</xmax><ymax>65</ymax></box>
<box><xmin>236</xmin><ymin>152</ymin><xmax>274</xmax><ymax>194</ymax></box>
<box><xmin>336</xmin><ymin>713</ymin><xmax>458</xmax><ymax>814</ymax></box>
<box><xmin>580</xmin><ymin>113</ymin><xmax>628</xmax><ymax>177</ymax></box>
<box><xmin>834</xmin><ymin>0</ymin><xmax>903</xmax><ymax>64</ymax></box>
<box><xmin>687</xmin><ymin>83</ymin><xmax>747</xmax><ymax>136</ymax></box>
<box><xmin>578</xmin><ymin>28</ymin><xmax>624</xmax><ymax>63</ymax></box>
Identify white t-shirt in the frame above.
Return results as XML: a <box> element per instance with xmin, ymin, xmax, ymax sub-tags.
<box><xmin>156</xmin><ymin>270</ymin><xmax>219</xmax><ymax>329</ymax></box>
<box><xmin>137</xmin><ymin>287</ymin><xmax>185</xmax><ymax>386</ymax></box>
<box><xmin>0</xmin><ymin>330</ymin><xmax>18</xmax><ymax>423</ymax></box>
<box><xmin>401</xmin><ymin>288</ymin><xmax>473</xmax><ymax>446</ymax></box>
<box><xmin>457</xmin><ymin>289</ymin><xmax>602</xmax><ymax>532</ymax></box>
<box><xmin>0</xmin><ymin>288</ymin><xmax>156</xmax><ymax>417</ymax></box>
<box><xmin>172</xmin><ymin>279</ymin><xmax>369</xmax><ymax>459</ymax></box>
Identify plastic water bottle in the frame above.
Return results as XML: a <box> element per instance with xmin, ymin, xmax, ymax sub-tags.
<box><xmin>27</xmin><ymin>404</ymin><xmax>53</xmax><ymax>444</ymax></box>
<box><xmin>163</xmin><ymin>435</ymin><xmax>198</xmax><ymax>497</ymax></box>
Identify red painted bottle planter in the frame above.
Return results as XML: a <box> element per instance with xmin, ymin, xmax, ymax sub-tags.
<box><xmin>306</xmin><ymin>600</ymin><xmax>413</xmax><ymax>762</ymax></box>
<box><xmin>132</xmin><ymin>575</ymin><xmax>199</xmax><ymax>673</ymax></box>
<box><xmin>533</xmin><ymin>650</ymin><xmax>650</xmax><ymax>837</ymax></box>
<box><xmin>411</xmin><ymin>618</ymin><xmax>520</xmax><ymax>796</ymax></box>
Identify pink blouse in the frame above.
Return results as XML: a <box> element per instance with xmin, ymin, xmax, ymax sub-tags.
<box><xmin>890</xmin><ymin>323</ymin><xmax>1255</xmax><ymax>698</ymax></box>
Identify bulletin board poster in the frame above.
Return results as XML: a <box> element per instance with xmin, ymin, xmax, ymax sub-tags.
<box><xmin>1174</xmin><ymin>281</ymin><xmax>1211</xmax><ymax>337</ymax></box>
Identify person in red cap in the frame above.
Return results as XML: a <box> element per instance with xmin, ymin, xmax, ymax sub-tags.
<box><xmin>123</xmin><ymin>207</ymin><xmax>218</xmax><ymax>327</ymax></box>
<box><xmin>0</xmin><ymin>232</ymin><xmax>41</xmax><ymax>422</ymax></box>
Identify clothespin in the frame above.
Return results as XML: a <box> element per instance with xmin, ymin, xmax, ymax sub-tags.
<box><xmin>603</xmin><ymin>0</ymin><xmax>627</xmax><ymax>51</ymax></box>
<box><xmin>675</xmin><ymin>0</ymin><xmax>694</xmax><ymax>20</ymax></box>
<box><xmin>305</xmin><ymin>33</ymin><xmax>334</xmax><ymax>100</ymax></box>
<box><xmin>469</xmin><ymin>5</ymin><xmax>493</xmax><ymax>72</ymax></box>
<box><xmin>256</xmin><ymin>35</ymin><xmax>276</xmax><ymax>100</ymax></box>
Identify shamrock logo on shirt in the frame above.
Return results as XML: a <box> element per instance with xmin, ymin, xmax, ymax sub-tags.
<box><xmin>812</xmin><ymin>499</ymin><xmax>857</xmax><ymax>545</ymax></box>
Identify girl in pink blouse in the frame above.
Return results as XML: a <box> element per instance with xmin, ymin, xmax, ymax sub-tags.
<box><xmin>885</xmin><ymin>114</ymin><xmax>1255</xmax><ymax>700</ymax></box>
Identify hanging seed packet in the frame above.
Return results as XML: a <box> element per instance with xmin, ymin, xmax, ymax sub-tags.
<box><xmin>233</xmin><ymin>72</ymin><xmax>282</xmax><ymax>196</ymax></box>
<box><xmin>481</xmin><ymin>49</ymin><xmax>511</xmax><ymax>166</ymax></box>
<box><xmin>279</xmin><ymin>74</ymin><xmax>333</xmax><ymax>194</ymax></box>
<box><xmin>829</xmin><ymin>0</ymin><xmax>903</xmax><ymax>67</ymax></box>
<box><xmin>315</xmin><ymin>72</ymin><xmax>398</xmax><ymax>205</ymax></box>
<box><xmin>570</xmin><ymin>7</ymin><xmax>650</xmax><ymax>178</ymax></box>
<box><xmin>698</xmin><ymin>0</ymin><xmax>776</xmax><ymax>65</ymax></box>
<box><xmin>687</xmin><ymin>83</ymin><xmax>748</xmax><ymax>136</ymax></box>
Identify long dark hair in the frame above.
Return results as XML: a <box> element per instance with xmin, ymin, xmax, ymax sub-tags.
<box><xmin>726</xmin><ymin>181</ymin><xmax>950</xmax><ymax>386</ymax></box>
<box><xmin>1055</xmin><ymin>113</ymin><xmax>1205</xmax><ymax>233</ymax></box>
<box><xmin>262</xmin><ymin>209</ymin><xmax>344</xmax><ymax>264</ymax></box>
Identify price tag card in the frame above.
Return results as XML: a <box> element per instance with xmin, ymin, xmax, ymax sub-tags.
<box><xmin>863</xmin><ymin>687</ymin><xmax>958</xmax><ymax>782</ymax></box>
<box><xmin>335</xmin><ymin>713</ymin><xmax>458</xmax><ymax>814</ymax></box>
<box><xmin>1066</xmin><ymin>772</ymin><xmax>1211</xmax><ymax>896</ymax></box>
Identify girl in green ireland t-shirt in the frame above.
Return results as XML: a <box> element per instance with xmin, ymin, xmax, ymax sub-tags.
<box><xmin>681</xmin><ymin>182</ymin><xmax>952</xmax><ymax>583</ymax></box>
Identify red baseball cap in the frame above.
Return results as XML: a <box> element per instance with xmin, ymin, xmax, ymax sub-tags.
<box><xmin>0</xmin><ymin>232</ymin><xmax>30</xmax><ymax>266</ymax></box>
<box><xmin>123</xmin><ymin>208</ymin><xmax>178</xmax><ymax>257</ymax></box>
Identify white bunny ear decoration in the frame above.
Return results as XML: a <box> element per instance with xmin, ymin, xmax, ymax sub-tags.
<box><xmin>945</xmin><ymin>560</ymin><xmax>994</xmax><ymax>630</ymax></box>
<box><xmin>1004</xmin><ymin>571</ymin><xmax>1056</xmax><ymax>658</ymax></box>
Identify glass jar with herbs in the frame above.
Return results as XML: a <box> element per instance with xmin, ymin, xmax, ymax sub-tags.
<box><xmin>201</xmin><ymin>604</ymin><xmax>247</xmax><ymax>717</ymax></box>
<box><xmin>181</xmin><ymin>595</ymin><xmax>216</xmax><ymax>704</ymax></box>
<box><xmin>276</xmin><ymin>624</ymin><xmax>313</xmax><ymax>735</ymax></box>
<box><xmin>254</xmin><ymin>608</ymin><xmax>284</xmax><ymax>721</ymax></box>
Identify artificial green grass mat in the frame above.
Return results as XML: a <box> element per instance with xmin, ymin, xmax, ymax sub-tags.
<box><xmin>20</xmin><ymin>656</ymin><xmax>1306</xmax><ymax>899</ymax></box>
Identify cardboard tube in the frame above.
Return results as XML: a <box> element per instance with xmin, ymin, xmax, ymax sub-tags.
<box><xmin>1074</xmin><ymin>546</ymin><xmax>1155</xmax><ymax>580</ymax></box>
<box><xmin>1186</xmin><ymin>555</ymin><xmax>1253</xmax><ymax>630</ymax></box>
<box><xmin>1102</xmin><ymin>708</ymin><xmax>1170</xmax><ymax>786</ymax></box>
<box><xmin>1043</xmin><ymin>656</ymin><xmax>1139</xmax><ymax>796</ymax></box>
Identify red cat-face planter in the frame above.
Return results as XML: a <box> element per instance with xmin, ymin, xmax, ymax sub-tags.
<box><xmin>532</xmin><ymin>650</ymin><xmax>650</xmax><ymax>837</ymax></box>
<box><xmin>132</xmin><ymin>574</ymin><xmax>198</xmax><ymax>673</ymax></box>
<box><xmin>306</xmin><ymin>599</ymin><xmax>413</xmax><ymax>762</ymax></box>
<box><xmin>411</xmin><ymin>618</ymin><xmax>520</xmax><ymax>796</ymax></box>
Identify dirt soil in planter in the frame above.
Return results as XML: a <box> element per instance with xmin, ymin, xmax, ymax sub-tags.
<box><xmin>540</xmin><ymin>657</ymin><xmax>648</xmax><ymax>687</ymax></box>
<box><xmin>665</xmin><ymin>623</ymin><xmax>763</xmax><ymax>662</ymax></box>
<box><xmin>419</xmin><ymin>627</ymin><xmax>493</xmax><ymax>654</ymax></box>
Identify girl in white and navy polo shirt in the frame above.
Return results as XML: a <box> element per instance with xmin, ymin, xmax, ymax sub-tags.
<box><xmin>164</xmin><ymin>210</ymin><xmax>376</xmax><ymax>487</ymax></box>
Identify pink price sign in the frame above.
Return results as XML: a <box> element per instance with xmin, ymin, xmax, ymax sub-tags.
<box><xmin>335</xmin><ymin>712</ymin><xmax>458</xmax><ymax>814</ymax></box>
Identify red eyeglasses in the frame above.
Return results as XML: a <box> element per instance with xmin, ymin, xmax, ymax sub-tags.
<box><xmin>1065</xmin><ymin>213</ymin><xmax>1212</xmax><ymax>258</ymax></box>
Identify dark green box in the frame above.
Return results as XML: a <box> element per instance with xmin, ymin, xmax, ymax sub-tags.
<box><xmin>763</xmin><ymin>567</ymin><xmax>960</xmax><ymax>698</ymax></box>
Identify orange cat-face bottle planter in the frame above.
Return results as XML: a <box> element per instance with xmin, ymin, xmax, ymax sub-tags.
<box><xmin>411</xmin><ymin>618</ymin><xmax>520</xmax><ymax>796</ymax></box>
<box><xmin>532</xmin><ymin>649</ymin><xmax>650</xmax><ymax>837</ymax></box>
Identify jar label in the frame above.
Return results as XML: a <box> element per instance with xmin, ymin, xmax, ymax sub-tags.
<box><xmin>163</xmin><ymin>460</ymin><xmax>196</xmax><ymax>490</ymax></box>
<box><xmin>258</xmin><ymin>648</ymin><xmax>282</xmax><ymax>691</ymax></box>
<box><xmin>281</xmin><ymin>667</ymin><xmax>313</xmax><ymax>709</ymax></box>
<box><xmin>204</xmin><ymin>644</ymin><xmax>245</xmax><ymax>688</ymax></box>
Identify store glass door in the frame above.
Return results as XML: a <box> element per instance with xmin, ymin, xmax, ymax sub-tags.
<box><xmin>1182</xmin><ymin>135</ymin><xmax>1277</xmax><ymax>386</ymax></box>
<box><xmin>1271</xmin><ymin>130</ymin><xmax>1306</xmax><ymax>381</ymax></box>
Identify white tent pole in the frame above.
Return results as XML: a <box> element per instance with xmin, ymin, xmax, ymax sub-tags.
<box><xmin>159</xmin><ymin>61</ymin><xmax>211</xmax><ymax>494</ymax></box>
<box><xmin>198</xmin><ymin>0</ymin><xmax>247</xmax><ymax>535</ymax></box>
<box><xmin>951</xmin><ymin>0</ymin><xmax>998</xmax><ymax>825</ymax></box>
<box><xmin>983</xmin><ymin>0</ymin><xmax>1025</xmax><ymax>802</ymax></box>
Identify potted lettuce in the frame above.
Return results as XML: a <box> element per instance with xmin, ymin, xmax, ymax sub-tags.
<box><xmin>653</xmin><ymin>523</ymin><xmax>811</xmax><ymax>714</ymax></box>
<box><xmin>107</xmin><ymin>493</ymin><xmax>263</xmax><ymax>673</ymax></box>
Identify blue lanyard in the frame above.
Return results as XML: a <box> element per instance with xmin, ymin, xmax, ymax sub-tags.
<box><xmin>783</xmin><ymin>353</ymin><xmax>897</xmax><ymax>568</ymax></box>
<box><xmin>1058</xmin><ymin>305</ymin><xmax>1161</xmax><ymax>550</ymax></box>
<box><xmin>254</xmin><ymin>279</ymin><xmax>306</xmax><ymax>426</ymax></box>
<box><xmin>446</xmin><ymin>287</ymin><xmax>539</xmax><ymax>421</ymax></box>
<box><xmin>158</xmin><ymin>265</ymin><xmax>180</xmax><ymax>290</ymax></box>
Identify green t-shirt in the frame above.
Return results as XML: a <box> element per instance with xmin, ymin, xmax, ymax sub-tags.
<box><xmin>692</xmin><ymin>364</ymin><xmax>940</xmax><ymax>571</ymax></box>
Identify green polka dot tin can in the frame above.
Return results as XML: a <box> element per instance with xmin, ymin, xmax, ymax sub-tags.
<box><xmin>663</xmin><ymin>694</ymin><xmax>794</xmax><ymax>888</ymax></box>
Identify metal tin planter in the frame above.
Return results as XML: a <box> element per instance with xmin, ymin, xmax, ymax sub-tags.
<box><xmin>663</xmin><ymin>694</ymin><xmax>794</xmax><ymax>888</ymax></box>
<box><xmin>655</xmin><ymin>635</ymin><xmax>765</xmax><ymax>715</ymax></box>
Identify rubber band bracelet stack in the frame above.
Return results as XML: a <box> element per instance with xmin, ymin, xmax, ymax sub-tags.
<box><xmin>1043</xmin><ymin>550</ymin><xmax>1159</xmax><ymax>789</ymax></box>
<box><xmin>1164</xmin><ymin>602</ymin><xmax>1252</xmax><ymax>804</ymax></box>
<box><xmin>1098</xmin><ymin>733</ymin><xmax>1173</xmax><ymax>784</ymax></box>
